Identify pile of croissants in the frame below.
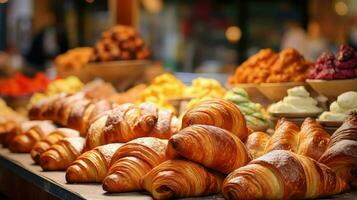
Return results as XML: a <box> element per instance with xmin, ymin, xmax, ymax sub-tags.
<box><xmin>0</xmin><ymin>93</ymin><xmax>356</xmax><ymax>199</ymax></box>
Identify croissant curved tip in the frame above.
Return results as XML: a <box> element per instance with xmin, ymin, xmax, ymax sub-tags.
<box><xmin>152</xmin><ymin>185</ymin><xmax>174</xmax><ymax>199</ymax></box>
<box><xmin>39</xmin><ymin>151</ymin><xmax>61</xmax><ymax>170</ymax></box>
<box><xmin>102</xmin><ymin>174</ymin><xmax>134</xmax><ymax>192</ymax></box>
<box><xmin>30</xmin><ymin>151</ymin><xmax>41</xmax><ymax>164</ymax></box>
<box><xmin>66</xmin><ymin>165</ymin><xmax>83</xmax><ymax>183</ymax></box>
<box><xmin>9</xmin><ymin>135</ymin><xmax>32</xmax><ymax>153</ymax></box>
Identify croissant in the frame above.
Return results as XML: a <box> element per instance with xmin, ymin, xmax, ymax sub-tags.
<box><xmin>102</xmin><ymin>103</ymin><xmax>158</xmax><ymax>142</ymax></box>
<box><xmin>141</xmin><ymin>159</ymin><xmax>224</xmax><ymax>199</ymax></box>
<box><xmin>246</xmin><ymin>118</ymin><xmax>330</xmax><ymax>160</ymax></box>
<box><xmin>31</xmin><ymin>128</ymin><xmax>80</xmax><ymax>164</ymax></box>
<box><xmin>264</xmin><ymin>118</ymin><xmax>300</xmax><ymax>153</ymax></box>
<box><xmin>66</xmin><ymin>143</ymin><xmax>123</xmax><ymax>183</ymax></box>
<box><xmin>182</xmin><ymin>99</ymin><xmax>248</xmax><ymax>140</ymax></box>
<box><xmin>102</xmin><ymin>137</ymin><xmax>167</xmax><ymax>192</ymax></box>
<box><xmin>297</xmin><ymin>117</ymin><xmax>330</xmax><ymax>160</ymax></box>
<box><xmin>40</xmin><ymin>93</ymin><xmax>69</xmax><ymax>121</ymax></box>
<box><xmin>167</xmin><ymin>125</ymin><xmax>250</xmax><ymax>174</ymax></box>
<box><xmin>244</xmin><ymin>131</ymin><xmax>270</xmax><ymax>159</ymax></box>
<box><xmin>319</xmin><ymin>112</ymin><xmax>357</xmax><ymax>186</ymax></box>
<box><xmin>222</xmin><ymin>150</ymin><xmax>349</xmax><ymax>199</ymax></box>
<box><xmin>29</xmin><ymin>93</ymin><xmax>112</xmax><ymax>136</ymax></box>
<box><xmin>0</xmin><ymin>121</ymin><xmax>19</xmax><ymax>147</ymax></box>
<box><xmin>148</xmin><ymin>109</ymin><xmax>179</xmax><ymax>139</ymax></box>
<box><xmin>9</xmin><ymin>121</ymin><xmax>56</xmax><ymax>153</ymax></box>
<box><xmin>29</xmin><ymin>94</ymin><xmax>65</xmax><ymax>120</ymax></box>
<box><xmin>85</xmin><ymin>103</ymin><xmax>178</xmax><ymax>150</ymax></box>
<box><xmin>39</xmin><ymin>137</ymin><xmax>85</xmax><ymax>171</ymax></box>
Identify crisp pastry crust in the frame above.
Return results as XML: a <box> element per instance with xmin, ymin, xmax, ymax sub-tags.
<box><xmin>182</xmin><ymin>99</ymin><xmax>248</xmax><ymax>141</ymax></box>
<box><xmin>223</xmin><ymin>150</ymin><xmax>348</xmax><ymax>200</ymax></box>
<box><xmin>141</xmin><ymin>159</ymin><xmax>224</xmax><ymax>199</ymax></box>
<box><xmin>102</xmin><ymin>137</ymin><xmax>167</xmax><ymax>192</ymax></box>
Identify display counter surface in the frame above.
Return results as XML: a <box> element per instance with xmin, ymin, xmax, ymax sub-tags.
<box><xmin>0</xmin><ymin>147</ymin><xmax>356</xmax><ymax>200</ymax></box>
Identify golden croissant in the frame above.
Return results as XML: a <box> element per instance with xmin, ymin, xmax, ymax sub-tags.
<box><xmin>167</xmin><ymin>124</ymin><xmax>250</xmax><ymax>174</ymax></box>
<box><xmin>29</xmin><ymin>93</ymin><xmax>112</xmax><ymax>136</ymax></box>
<box><xmin>246</xmin><ymin>118</ymin><xmax>330</xmax><ymax>160</ymax></box>
<box><xmin>31</xmin><ymin>128</ymin><xmax>80</xmax><ymax>164</ymax></box>
<box><xmin>297</xmin><ymin>117</ymin><xmax>330</xmax><ymax>160</ymax></box>
<box><xmin>244</xmin><ymin>131</ymin><xmax>270</xmax><ymax>159</ymax></box>
<box><xmin>66</xmin><ymin>143</ymin><xmax>123</xmax><ymax>183</ymax></box>
<box><xmin>102</xmin><ymin>137</ymin><xmax>167</xmax><ymax>192</ymax></box>
<box><xmin>264</xmin><ymin>118</ymin><xmax>300</xmax><ymax>153</ymax></box>
<box><xmin>0</xmin><ymin>121</ymin><xmax>20</xmax><ymax>147</ymax></box>
<box><xmin>40</xmin><ymin>137</ymin><xmax>85</xmax><ymax>171</ymax></box>
<box><xmin>223</xmin><ymin>150</ymin><xmax>348</xmax><ymax>199</ymax></box>
<box><xmin>85</xmin><ymin>103</ymin><xmax>178</xmax><ymax>150</ymax></box>
<box><xmin>141</xmin><ymin>159</ymin><xmax>224</xmax><ymax>199</ymax></box>
<box><xmin>319</xmin><ymin>113</ymin><xmax>357</xmax><ymax>186</ymax></box>
<box><xmin>9</xmin><ymin>121</ymin><xmax>56</xmax><ymax>153</ymax></box>
<box><xmin>181</xmin><ymin>99</ymin><xmax>248</xmax><ymax>141</ymax></box>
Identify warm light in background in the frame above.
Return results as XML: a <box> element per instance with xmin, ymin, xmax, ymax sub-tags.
<box><xmin>335</xmin><ymin>1</ymin><xmax>348</xmax><ymax>16</ymax></box>
<box><xmin>0</xmin><ymin>0</ymin><xmax>8</xmax><ymax>4</ymax></box>
<box><xmin>85</xmin><ymin>0</ymin><xmax>95</xmax><ymax>4</ymax></box>
<box><xmin>225</xmin><ymin>26</ymin><xmax>242</xmax><ymax>43</ymax></box>
<box><xmin>142</xmin><ymin>0</ymin><xmax>163</xmax><ymax>14</ymax></box>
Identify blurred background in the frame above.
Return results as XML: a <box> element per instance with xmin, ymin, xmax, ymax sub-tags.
<box><xmin>0</xmin><ymin>0</ymin><xmax>357</xmax><ymax>76</ymax></box>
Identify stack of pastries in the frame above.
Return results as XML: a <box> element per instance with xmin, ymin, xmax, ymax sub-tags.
<box><xmin>90</xmin><ymin>25</ymin><xmax>151</xmax><ymax>62</ymax></box>
<box><xmin>1</xmin><ymin>93</ymin><xmax>356</xmax><ymax>199</ymax></box>
<box><xmin>228</xmin><ymin>48</ymin><xmax>313</xmax><ymax>84</ymax></box>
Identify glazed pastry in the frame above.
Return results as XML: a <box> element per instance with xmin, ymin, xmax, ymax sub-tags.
<box><xmin>9</xmin><ymin>121</ymin><xmax>56</xmax><ymax>153</ymax></box>
<box><xmin>244</xmin><ymin>131</ymin><xmax>270</xmax><ymax>159</ymax></box>
<box><xmin>31</xmin><ymin>128</ymin><xmax>80</xmax><ymax>164</ymax></box>
<box><xmin>39</xmin><ymin>137</ymin><xmax>85</xmax><ymax>171</ymax></box>
<box><xmin>182</xmin><ymin>99</ymin><xmax>248</xmax><ymax>141</ymax></box>
<box><xmin>85</xmin><ymin>103</ymin><xmax>179</xmax><ymax>150</ymax></box>
<box><xmin>319</xmin><ymin>112</ymin><xmax>357</xmax><ymax>186</ymax></box>
<box><xmin>297</xmin><ymin>117</ymin><xmax>330</xmax><ymax>160</ymax></box>
<box><xmin>102</xmin><ymin>137</ymin><xmax>167</xmax><ymax>192</ymax></box>
<box><xmin>225</xmin><ymin>87</ymin><xmax>270</xmax><ymax>131</ymax></box>
<box><xmin>222</xmin><ymin>150</ymin><xmax>348</xmax><ymax>199</ymax></box>
<box><xmin>268</xmin><ymin>86</ymin><xmax>322</xmax><ymax>113</ymax></box>
<box><xmin>141</xmin><ymin>159</ymin><xmax>224</xmax><ymax>199</ymax></box>
<box><xmin>66</xmin><ymin>143</ymin><xmax>123</xmax><ymax>183</ymax></box>
<box><xmin>166</xmin><ymin>125</ymin><xmax>250</xmax><ymax>174</ymax></box>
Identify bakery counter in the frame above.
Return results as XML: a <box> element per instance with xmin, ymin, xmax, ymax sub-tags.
<box><xmin>0</xmin><ymin>147</ymin><xmax>356</xmax><ymax>200</ymax></box>
<box><xmin>0</xmin><ymin>148</ymin><xmax>224</xmax><ymax>200</ymax></box>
